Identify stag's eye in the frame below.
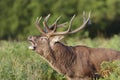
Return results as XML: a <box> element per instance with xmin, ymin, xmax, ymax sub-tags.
<box><xmin>40</xmin><ymin>38</ymin><xmax>44</xmax><ymax>41</ymax></box>
<box><xmin>40</xmin><ymin>37</ymin><xmax>48</xmax><ymax>41</ymax></box>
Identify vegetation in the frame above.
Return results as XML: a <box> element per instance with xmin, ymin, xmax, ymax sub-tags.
<box><xmin>0</xmin><ymin>0</ymin><xmax>120</xmax><ymax>40</ymax></box>
<box><xmin>0</xmin><ymin>35</ymin><xmax>120</xmax><ymax>80</ymax></box>
<box><xmin>100</xmin><ymin>60</ymin><xmax>120</xmax><ymax>80</ymax></box>
<box><xmin>0</xmin><ymin>41</ymin><xmax>65</xmax><ymax>80</ymax></box>
<box><xmin>0</xmin><ymin>0</ymin><xmax>120</xmax><ymax>80</ymax></box>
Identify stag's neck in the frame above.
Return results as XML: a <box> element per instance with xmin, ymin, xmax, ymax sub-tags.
<box><xmin>52</xmin><ymin>42</ymin><xmax>76</xmax><ymax>63</ymax></box>
<box><xmin>42</xmin><ymin>45</ymin><xmax>56</xmax><ymax>64</ymax></box>
<box><xmin>42</xmin><ymin>42</ymin><xmax>76</xmax><ymax>75</ymax></box>
<box><xmin>50</xmin><ymin>42</ymin><xmax>76</xmax><ymax>74</ymax></box>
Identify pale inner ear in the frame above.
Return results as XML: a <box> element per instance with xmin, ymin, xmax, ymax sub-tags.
<box><xmin>50</xmin><ymin>36</ymin><xmax>64</xmax><ymax>47</ymax></box>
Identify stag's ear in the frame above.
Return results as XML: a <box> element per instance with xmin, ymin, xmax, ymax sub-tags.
<box><xmin>50</xmin><ymin>36</ymin><xmax>64</xmax><ymax>46</ymax></box>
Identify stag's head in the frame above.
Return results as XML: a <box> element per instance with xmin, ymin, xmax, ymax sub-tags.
<box><xmin>28</xmin><ymin>12</ymin><xmax>91</xmax><ymax>53</ymax></box>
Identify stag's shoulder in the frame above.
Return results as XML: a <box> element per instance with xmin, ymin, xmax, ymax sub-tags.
<box><xmin>73</xmin><ymin>45</ymin><xmax>91</xmax><ymax>50</ymax></box>
<box><xmin>71</xmin><ymin>45</ymin><xmax>91</xmax><ymax>55</ymax></box>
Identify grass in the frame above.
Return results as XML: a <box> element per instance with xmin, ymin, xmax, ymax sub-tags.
<box><xmin>0</xmin><ymin>35</ymin><xmax>120</xmax><ymax>80</ymax></box>
<box><xmin>0</xmin><ymin>41</ymin><xmax>65</xmax><ymax>80</ymax></box>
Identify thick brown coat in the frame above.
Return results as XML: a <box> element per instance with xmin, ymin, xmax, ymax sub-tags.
<box><xmin>33</xmin><ymin>40</ymin><xmax>120</xmax><ymax>80</ymax></box>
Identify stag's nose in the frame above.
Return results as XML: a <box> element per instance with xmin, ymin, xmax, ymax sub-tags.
<box><xmin>28</xmin><ymin>36</ymin><xmax>33</xmax><ymax>41</ymax></box>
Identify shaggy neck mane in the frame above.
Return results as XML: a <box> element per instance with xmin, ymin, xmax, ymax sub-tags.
<box><xmin>53</xmin><ymin>42</ymin><xmax>76</xmax><ymax>62</ymax></box>
<box><xmin>49</xmin><ymin>42</ymin><xmax>76</xmax><ymax>75</ymax></box>
<box><xmin>42</xmin><ymin>41</ymin><xmax>76</xmax><ymax>75</ymax></box>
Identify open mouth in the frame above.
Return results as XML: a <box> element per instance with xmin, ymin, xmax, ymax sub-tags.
<box><xmin>28</xmin><ymin>40</ymin><xmax>37</xmax><ymax>50</ymax></box>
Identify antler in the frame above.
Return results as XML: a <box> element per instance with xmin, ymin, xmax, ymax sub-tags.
<box><xmin>49</xmin><ymin>22</ymin><xmax>67</xmax><ymax>30</ymax></box>
<box><xmin>50</xmin><ymin>12</ymin><xmax>91</xmax><ymax>36</ymax></box>
<box><xmin>35</xmin><ymin>12</ymin><xmax>91</xmax><ymax>37</ymax></box>
<box><xmin>35</xmin><ymin>15</ymin><xmax>67</xmax><ymax>36</ymax></box>
<box><xmin>43</xmin><ymin>14</ymin><xmax>51</xmax><ymax>33</ymax></box>
<box><xmin>43</xmin><ymin>14</ymin><xmax>67</xmax><ymax>33</ymax></box>
<box><xmin>36</xmin><ymin>17</ymin><xmax>46</xmax><ymax>35</ymax></box>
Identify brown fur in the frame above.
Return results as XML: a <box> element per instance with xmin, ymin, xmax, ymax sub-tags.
<box><xmin>28</xmin><ymin>35</ymin><xmax>120</xmax><ymax>80</ymax></box>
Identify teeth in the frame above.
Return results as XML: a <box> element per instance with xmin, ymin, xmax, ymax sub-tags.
<box><xmin>28</xmin><ymin>46</ymin><xmax>34</xmax><ymax>50</ymax></box>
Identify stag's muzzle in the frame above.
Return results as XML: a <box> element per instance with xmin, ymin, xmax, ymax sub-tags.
<box><xmin>28</xmin><ymin>36</ymin><xmax>37</xmax><ymax>50</ymax></box>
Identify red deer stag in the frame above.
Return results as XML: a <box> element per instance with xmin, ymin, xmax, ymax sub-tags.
<box><xmin>28</xmin><ymin>13</ymin><xmax>120</xmax><ymax>80</ymax></box>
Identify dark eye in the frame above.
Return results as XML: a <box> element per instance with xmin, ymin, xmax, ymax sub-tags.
<box><xmin>40</xmin><ymin>38</ymin><xmax>44</xmax><ymax>40</ymax></box>
<box><xmin>40</xmin><ymin>37</ymin><xmax>48</xmax><ymax>41</ymax></box>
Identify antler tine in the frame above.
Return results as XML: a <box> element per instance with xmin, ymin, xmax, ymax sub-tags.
<box><xmin>36</xmin><ymin>17</ymin><xmax>46</xmax><ymax>35</ymax></box>
<box><xmin>55</xmin><ymin>16</ymin><xmax>61</xmax><ymax>24</ymax></box>
<box><xmin>45</xmin><ymin>14</ymin><xmax>51</xmax><ymax>21</ymax></box>
<box><xmin>52</xmin><ymin>16</ymin><xmax>61</xmax><ymax>32</ymax></box>
<box><xmin>50</xmin><ymin>22</ymin><xmax>68</xmax><ymax>30</ymax></box>
<box><xmin>43</xmin><ymin>14</ymin><xmax>51</xmax><ymax>32</ymax></box>
<box><xmin>68</xmin><ymin>11</ymin><xmax>91</xmax><ymax>34</ymax></box>
<box><xmin>57</xmin><ymin>22</ymin><xmax>68</xmax><ymax>28</ymax></box>
<box><xmin>50</xmin><ymin>16</ymin><xmax>61</xmax><ymax>27</ymax></box>
<box><xmin>67</xmin><ymin>15</ymin><xmax>75</xmax><ymax>32</ymax></box>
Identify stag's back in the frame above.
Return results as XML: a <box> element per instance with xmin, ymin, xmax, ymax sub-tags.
<box><xmin>72</xmin><ymin>46</ymin><xmax>120</xmax><ymax>76</ymax></box>
<box><xmin>89</xmin><ymin>48</ymin><xmax>120</xmax><ymax>71</ymax></box>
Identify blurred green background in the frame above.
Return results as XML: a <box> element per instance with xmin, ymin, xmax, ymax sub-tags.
<box><xmin>0</xmin><ymin>0</ymin><xmax>120</xmax><ymax>40</ymax></box>
<box><xmin>0</xmin><ymin>0</ymin><xmax>120</xmax><ymax>80</ymax></box>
